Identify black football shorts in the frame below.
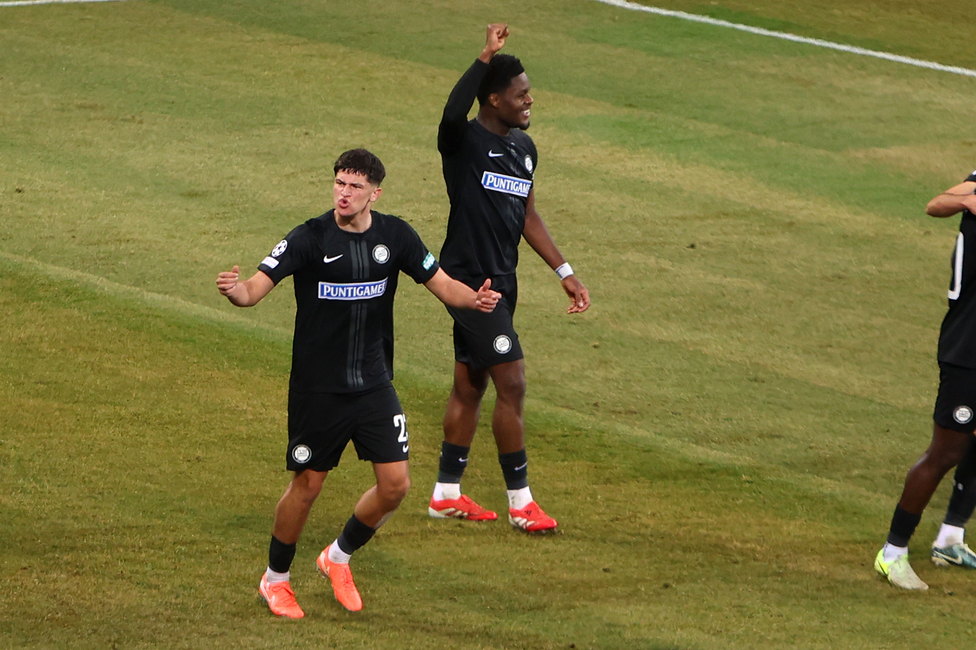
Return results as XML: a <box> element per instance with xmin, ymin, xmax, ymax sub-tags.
<box><xmin>447</xmin><ymin>275</ymin><xmax>523</xmax><ymax>370</ymax></box>
<box><xmin>933</xmin><ymin>363</ymin><xmax>976</xmax><ymax>434</ymax></box>
<box><xmin>286</xmin><ymin>384</ymin><xmax>409</xmax><ymax>472</ymax></box>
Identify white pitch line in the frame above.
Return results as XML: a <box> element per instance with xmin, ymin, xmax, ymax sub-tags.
<box><xmin>0</xmin><ymin>0</ymin><xmax>130</xmax><ymax>7</ymax></box>
<box><xmin>590</xmin><ymin>0</ymin><xmax>976</xmax><ymax>79</ymax></box>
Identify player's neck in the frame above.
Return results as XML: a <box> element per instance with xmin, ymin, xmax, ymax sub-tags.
<box><xmin>334</xmin><ymin>208</ymin><xmax>372</xmax><ymax>233</ymax></box>
<box><xmin>476</xmin><ymin>112</ymin><xmax>511</xmax><ymax>137</ymax></box>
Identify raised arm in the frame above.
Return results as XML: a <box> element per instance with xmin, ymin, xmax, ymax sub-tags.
<box><xmin>424</xmin><ymin>268</ymin><xmax>500</xmax><ymax>312</ymax></box>
<box><xmin>438</xmin><ymin>24</ymin><xmax>509</xmax><ymax>154</ymax></box>
<box><xmin>521</xmin><ymin>189</ymin><xmax>591</xmax><ymax>314</ymax></box>
<box><xmin>216</xmin><ymin>265</ymin><xmax>275</xmax><ymax>307</ymax></box>
<box><xmin>926</xmin><ymin>180</ymin><xmax>976</xmax><ymax>218</ymax></box>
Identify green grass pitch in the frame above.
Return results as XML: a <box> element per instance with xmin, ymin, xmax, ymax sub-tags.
<box><xmin>2</xmin><ymin>0</ymin><xmax>976</xmax><ymax>647</ymax></box>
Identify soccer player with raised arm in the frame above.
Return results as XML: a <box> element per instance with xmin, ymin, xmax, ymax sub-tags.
<box><xmin>876</xmin><ymin>170</ymin><xmax>976</xmax><ymax>590</ymax></box>
<box><xmin>217</xmin><ymin>149</ymin><xmax>500</xmax><ymax>617</ymax></box>
<box><xmin>427</xmin><ymin>25</ymin><xmax>590</xmax><ymax>533</ymax></box>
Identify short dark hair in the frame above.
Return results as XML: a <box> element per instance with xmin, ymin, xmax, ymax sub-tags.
<box><xmin>333</xmin><ymin>148</ymin><xmax>386</xmax><ymax>185</ymax></box>
<box><xmin>477</xmin><ymin>54</ymin><xmax>525</xmax><ymax>106</ymax></box>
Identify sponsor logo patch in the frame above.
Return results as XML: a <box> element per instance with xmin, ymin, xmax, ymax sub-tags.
<box><xmin>318</xmin><ymin>279</ymin><xmax>388</xmax><ymax>300</ymax></box>
<box><xmin>261</xmin><ymin>256</ymin><xmax>279</xmax><ymax>269</ymax></box>
<box><xmin>422</xmin><ymin>252</ymin><xmax>435</xmax><ymax>270</ymax></box>
<box><xmin>292</xmin><ymin>445</ymin><xmax>311</xmax><ymax>464</ymax></box>
<box><xmin>373</xmin><ymin>244</ymin><xmax>390</xmax><ymax>264</ymax></box>
<box><xmin>493</xmin><ymin>335</ymin><xmax>513</xmax><ymax>354</ymax></box>
<box><xmin>271</xmin><ymin>240</ymin><xmax>288</xmax><ymax>257</ymax></box>
<box><xmin>481</xmin><ymin>171</ymin><xmax>532</xmax><ymax>198</ymax></box>
<box><xmin>954</xmin><ymin>406</ymin><xmax>974</xmax><ymax>425</ymax></box>
<box><xmin>524</xmin><ymin>155</ymin><xmax>534</xmax><ymax>173</ymax></box>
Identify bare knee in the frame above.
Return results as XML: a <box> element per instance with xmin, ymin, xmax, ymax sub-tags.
<box><xmin>377</xmin><ymin>474</ymin><xmax>411</xmax><ymax>507</ymax></box>
<box><xmin>920</xmin><ymin>450</ymin><xmax>964</xmax><ymax>476</ymax></box>
<box><xmin>491</xmin><ymin>367</ymin><xmax>526</xmax><ymax>405</ymax></box>
<box><xmin>288</xmin><ymin>470</ymin><xmax>326</xmax><ymax>504</ymax></box>
<box><xmin>918</xmin><ymin>425</ymin><xmax>973</xmax><ymax>474</ymax></box>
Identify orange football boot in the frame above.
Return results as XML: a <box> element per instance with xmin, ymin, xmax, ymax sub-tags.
<box><xmin>316</xmin><ymin>545</ymin><xmax>363</xmax><ymax>612</ymax></box>
<box><xmin>258</xmin><ymin>575</ymin><xmax>305</xmax><ymax>619</ymax></box>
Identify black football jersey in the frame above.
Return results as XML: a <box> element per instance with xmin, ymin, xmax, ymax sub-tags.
<box><xmin>937</xmin><ymin>171</ymin><xmax>976</xmax><ymax>369</ymax></box>
<box><xmin>258</xmin><ymin>210</ymin><xmax>440</xmax><ymax>393</ymax></box>
<box><xmin>438</xmin><ymin>59</ymin><xmax>538</xmax><ymax>284</ymax></box>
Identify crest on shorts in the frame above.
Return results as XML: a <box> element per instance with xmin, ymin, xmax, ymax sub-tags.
<box><xmin>493</xmin><ymin>335</ymin><xmax>512</xmax><ymax>354</ymax></box>
<box><xmin>292</xmin><ymin>445</ymin><xmax>312</xmax><ymax>464</ymax></box>
<box><xmin>954</xmin><ymin>406</ymin><xmax>974</xmax><ymax>425</ymax></box>
<box><xmin>271</xmin><ymin>240</ymin><xmax>288</xmax><ymax>257</ymax></box>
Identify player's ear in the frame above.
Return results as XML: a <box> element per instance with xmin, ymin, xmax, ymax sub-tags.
<box><xmin>369</xmin><ymin>186</ymin><xmax>382</xmax><ymax>202</ymax></box>
<box><xmin>488</xmin><ymin>92</ymin><xmax>501</xmax><ymax>109</ymax></box>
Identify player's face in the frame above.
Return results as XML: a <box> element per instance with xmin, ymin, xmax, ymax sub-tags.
<box><xmin>333</xmin><ymin>171</ymin><xmax>381</xmax><ymax>219</ymax></box>
<box><xmin>492</xmin><ymin>73</ymin><xmax>533</xmax><ymax>130</ymax></box>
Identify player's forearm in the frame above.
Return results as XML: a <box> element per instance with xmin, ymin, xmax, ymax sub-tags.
<box><xmin>440</xmin><ymin>281</ymin><xmax>481</xmax><ymax>310</ymax></box>
<box><xmin>221</xmin><ymin>273</ymin><xmax>274</xmax><ymax>307</ymax></box>
<box><xmin>927</xmin><ymin>193</ymin><xmax>976</xmax><ymax>218</ymax></box>
<box><xmin>425</xmin><ymin>270</ymin><xmax>481</xmax><ymax>310</ymax></box>
<box><xmin>522</xmin><ymin>212</ymin><xmax>566</xmax><ymax>271</ymax></box>
<box><xmin>224</xmin><ymin>282</ymin><xmax>259</xmax><ymax>307</ymax></box>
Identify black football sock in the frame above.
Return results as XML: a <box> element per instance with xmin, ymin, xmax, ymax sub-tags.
<box><xmin>437</xmin><ymin>442</ymin><xmax>470</xmax><ymax>484</ymax></box>
<box><xmin>268</xmin><ymin>535</ymin><xmax>297</xmax><ymax>573</ymax></box>
<box><xmin>499</xmin><ymin>449</ymin><xmax>529</xmax><ymax>490</ymax></box>
<box><xmin>886</xmin><ymin>505</ymin><xmax>922</xmax><ymax>548</ymax></box>
<box><xmin>336</xmin><ymin>515</ymin><xmax>376</xmax><ymax>555</ymax></box>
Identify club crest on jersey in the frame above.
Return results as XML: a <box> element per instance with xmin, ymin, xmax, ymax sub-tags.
<box><xmin>373</xmin><ymin>244</ymin><xmax>390</xmax><ymax>264</ymax></box>
<box><xmin>493</xmin><ymin>335</ymin><xmax>513</xmax><ymax>354</ymax></box>
<box><xmin>292</xmin><ymin>445</ymin><xmax>311</xmax><ymax>464</ymax></box>
<box><xmin>318</xmin><ymin>279</ymin><xmax>388</xmax><ymax>300</ymax></box>
<box><xmin>955</xmin><ymin>406</ymin><xmax>974</xmax><ymax>425</ymax></box>
<box><xmin>271</xmin><ymin>240</ymin><xmax>288</xmax><ymax>257</ymax></box>
<box><xmin>481</xmin><ymin>171</ymin><xmax>532</xmax><ymax>198</ymax></box>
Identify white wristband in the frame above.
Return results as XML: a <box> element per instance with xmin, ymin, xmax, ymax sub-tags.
<box><xmin>555</xmin><ymin>263</ymin><xmax>574</xmax><ymax>280</ymax></box>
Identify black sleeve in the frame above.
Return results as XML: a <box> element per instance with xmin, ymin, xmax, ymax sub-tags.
<box><xmin>396</xmin><ymin>220</ymin><xmax>440</xmax><ymax>285</ymax></box>
<box><xmin>438</xmin><ymin>59</ymin><xmax>489</xmax><ymax>156</ymax></box>
<box><xmin>257</xmin><ymin>223</ymin><xmax>314</xmax><ymax>285</ymax></box>
<box><xmin>966</xmin><ymin>170</ymin><xmax>976</xmax><ymax>183</ymax></box>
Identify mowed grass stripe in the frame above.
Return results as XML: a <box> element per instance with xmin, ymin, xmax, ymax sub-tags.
<box><xmin>0</xmin><ymin>251</ymin><xmax>289</xmax><ymax>340</ymax></box>
<box><xmin>590</xmin><ymin>0</ymin><xmax>976</xmax><ymax>78</ymax></box>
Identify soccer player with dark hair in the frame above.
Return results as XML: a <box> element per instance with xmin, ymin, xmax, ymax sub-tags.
<box><xmin>217</xmin><ymin>148</ymin><xmax>500</xmax><ymax>617</ymax></box>
<box><xmin>427</xmin><ymin>25</ymin><xmax>590</xmax><ymax>533</ymax></box>
<box><xmin>876</xmin><ymin>170</ymin><xmax>976</xmax><ymax>589</ymax></box>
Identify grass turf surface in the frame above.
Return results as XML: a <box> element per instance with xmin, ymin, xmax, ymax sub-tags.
<box><xmin>2</xmin><ymin>0</ymin><xmax>976</xmax><ymax>647</ymax></box>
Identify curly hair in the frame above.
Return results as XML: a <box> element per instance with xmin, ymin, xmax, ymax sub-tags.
<box><xmin>333</xmin><ymin>149</ymin><xmax>386</xmax><ymax>186</ymax></box>
<box><xmin>477</xmin><ymin>54</ymin><xmax>525</xmax><ymax>106</ymax></box>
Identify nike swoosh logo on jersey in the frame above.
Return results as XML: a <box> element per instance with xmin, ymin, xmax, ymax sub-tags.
<box><xmin>488</xmin><ymin>150</ymin><xmax>504</xmax><ymax>157</ymax></box>
<box><xmin>323</xmin><ymin>254</ymin><xmax>343</xmax><ymax>263</ymax></box>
